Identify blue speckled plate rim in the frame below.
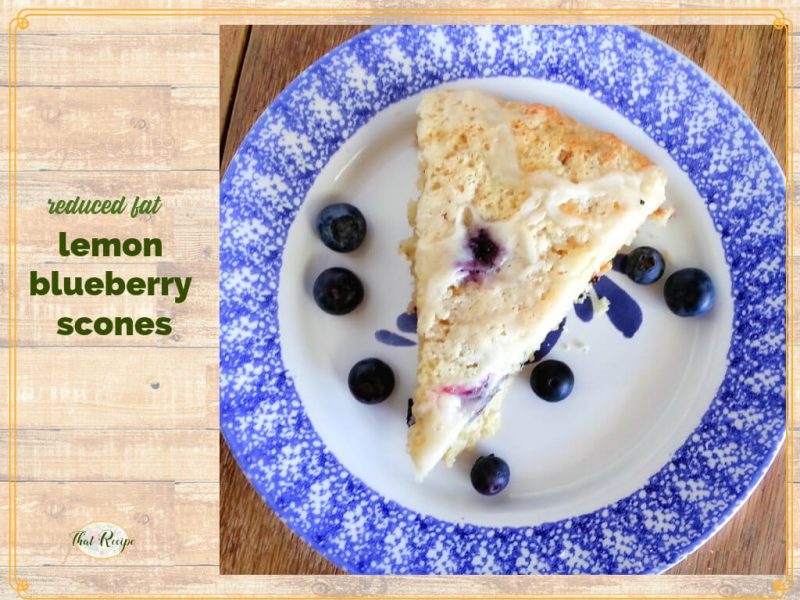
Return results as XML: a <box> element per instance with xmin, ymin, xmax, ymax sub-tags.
<box><xmin>631</xmin><ymin>25</ymin><xmax>787</xmax><ymax>572</ymax></box>
<box><xmin>219</xmin><ymin>25</ymin><xmax>786</xmax><ymax>574</ymax></box>
<box><xmin>637</xmin><ymin>26</ymin><xmax>785</xmax><ymax>189</ymax></box>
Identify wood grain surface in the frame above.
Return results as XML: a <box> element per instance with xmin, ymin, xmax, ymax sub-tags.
<box><xmin>219</xmin><ymin>24</ymin><xmax>787</xmax><ymax>576</ymax></box>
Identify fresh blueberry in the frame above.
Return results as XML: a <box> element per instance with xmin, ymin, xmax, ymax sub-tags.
<box><xmin>312</xmin><ymin>267</ymin><xmax>364</xmax><ymax>315</ymax></box>
<box><xmin>624</xmin><ymin>246</ymin><xmax>665</xmax><ymax>284</ymax></box>
<box><xmin>470</xmin><ymin>454</ymin><xmax>510</xmax><ymax>496</ymax></box>
<box><xmin>348</xmin><ymin>358</ymin><xmax>395</xmax><ymax>404</ymax></box>
<box><xmin>664</xmin><ymin>268</ymin><xmax>715</xmax><ymax>317</ymax></box>
<box><xmin>530</xmin><ymin>359</ymin><xmax>574</xmax><ymax>402</ymax></box>
<box><xmin>316</xmin><ymin>203</ymin><xmax>367</xmax><ymax>252</ymax></box>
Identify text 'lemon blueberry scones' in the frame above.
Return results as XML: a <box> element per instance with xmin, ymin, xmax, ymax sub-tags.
<box><xmin>402</xmin><ymin>89</ymin><xmax>668</xmax><ymax>479</ymax></box>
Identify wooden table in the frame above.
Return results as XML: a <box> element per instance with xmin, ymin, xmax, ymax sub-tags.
<box><xmin>219</xmin><ymin>25</ymin><xmax>787</xmax><ymax>576</ymax></box>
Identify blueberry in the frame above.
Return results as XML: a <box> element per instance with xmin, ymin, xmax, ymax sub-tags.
<box><xmin>406</xmin><ymin>398</ymin><xmax>416</xmax><ymax>427</ymax></box>
<box><xmin>469</xmin><ymin>229</ymin><xmax>500</xmax><ymax>266</ymax></box>
<box><xmin>624</xmin><ymin>246</ymin><xmax>665</xmax><ymax>284</ymax></box>
<box><xmin>664</xmin><ymin>268</ymin><xmax>715</xmax><ymax>317</ymax></box>
<box><xmin>316</xmin><ymin>203</ymin><xmax>367</xmax><ymax>252</ymax></box>
<box><xmin>460</xmin><ymin>229</ymin><xmax>505</xmax><ymax>283</ymax></box>
<box><xmin>470</xmin><ymin>454</ymin><xmax>510</xmax><ymax>496</ymax></box>
<box><xmin>313</xmin><ymin>267</ymin><xmax>364</xmax><ymax>315</ymax></box>
<box><xmin>530</xmin><ymin>360</ymin><xmax>574</xmax><ymax>402</ymax></box>
<box><xmin>348</xmin><ymin>358</ymin><xmax>395</xmax><ymax>404</ymax></box>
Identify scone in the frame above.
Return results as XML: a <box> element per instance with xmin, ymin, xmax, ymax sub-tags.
<box><xmin>402</xmin><ymin>89</ymin><xmax>667</xmax><ymax>480</ymax></box>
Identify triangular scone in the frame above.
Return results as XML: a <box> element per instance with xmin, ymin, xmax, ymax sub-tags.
<box><xmin>403</xmin><ymin>89</ymin><xmax>667</xmax><ymax>479</ymax></box>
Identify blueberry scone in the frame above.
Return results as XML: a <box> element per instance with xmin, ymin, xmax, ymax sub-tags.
<box><xmin>401</xmin><ymin>89</ymin><xmax>667</xmax><ymax>479</ymax></box>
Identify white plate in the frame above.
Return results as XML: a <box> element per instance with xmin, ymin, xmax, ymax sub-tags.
<box><xmin>220</xmin><ymin>25</ymin><xmax>785</xmax><ymax>574</ymax></box>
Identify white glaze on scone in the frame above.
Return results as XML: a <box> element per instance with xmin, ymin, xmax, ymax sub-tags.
<box><xmin>404</xmin><ymin>90</ymin><xmax>667</xmax><ymax>479</ymax></box>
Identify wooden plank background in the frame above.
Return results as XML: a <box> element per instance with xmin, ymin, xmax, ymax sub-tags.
<box><xmin>219</xmin><ymin>24</ymin><xmax>788</xmax><ymax>577</ymax></box>
<box><xmin>0</xmin><ymin>2</ymin><xmax>794</xmax><ymax>596</ymax></box>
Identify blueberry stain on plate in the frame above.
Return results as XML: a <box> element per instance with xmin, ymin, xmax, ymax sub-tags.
<box><xmin>574</xmin><ymin>295</ymin><xmax>594</xmax><ymax>322</ymax></box>
<box><xmin>396</xmin><ymin>310</ymin><xmax>418</xmax><ymax>333</ymax></box>
<box><xmin>375</xmin><ymin>329</ymin><xmax>416</xmax><ymax>346</ymax></box>
<box><xmin>569</xmin><ymin>274</ymin><xmax>643</xmax><ymax>338</ymax></box>
<box><xmin>593</xmin><ymin>276</ymin><xmax>643</xmax><ymax>338</ymax></box>
<box><xmin>375</xmin><ymin>310</ymin><xmax>418</xmax><ymax>347</ymax></box>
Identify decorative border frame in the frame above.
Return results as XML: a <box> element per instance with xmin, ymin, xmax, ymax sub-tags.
<box><xmin>4</xmin><ymin>5</ymin><xmax>794</xmax><ymax>598</ymax></box>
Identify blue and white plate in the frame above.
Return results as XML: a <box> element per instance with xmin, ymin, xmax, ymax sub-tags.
<box><xmin>220</xmin><ymin>25</ymin><xmax>785</xmax><ymax>574</ymax></box>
